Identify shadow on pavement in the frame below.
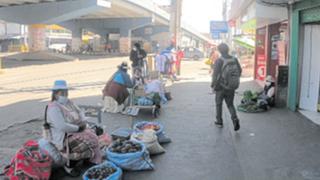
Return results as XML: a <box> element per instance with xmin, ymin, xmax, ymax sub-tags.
<box><xmin>2</xmin><ymin>58</ymin><xmax>64</xmax><ymax>69</ymax></box>
<box><xmin>0</xmin><ymin>81</ymin><xmax>106</xmax><ymax>95</ymax></box>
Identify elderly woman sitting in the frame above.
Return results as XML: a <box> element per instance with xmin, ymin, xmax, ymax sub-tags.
<box><xmin>47</xmin><ymin>80</ymin><xmax>102</xmax><ymax>177</ymax></box>
<box><xmin>102</xmin><ymin>62</ymin><xmax>133</xmax><ymax>113</ymax></box>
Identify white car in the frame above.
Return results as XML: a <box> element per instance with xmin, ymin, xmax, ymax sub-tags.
<box><xmin>49</xmin><ymin>43</ymin><xmax>67</xmax><ymax>53</ymax></box>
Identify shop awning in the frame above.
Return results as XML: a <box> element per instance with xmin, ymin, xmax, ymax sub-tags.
<box><xmin>233</xmin><ymin>36</ymin><xmax>255</xmax><ymax>50</ymax></box>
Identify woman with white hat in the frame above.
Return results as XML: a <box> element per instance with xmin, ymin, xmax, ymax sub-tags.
<box><xmin>257</xmin><ymin>75</ymin><xmax>276</xmax><ymax>109</ymax></box>
<box><xmin>47</xmin><ymin>80</ymin><xmax>102</xmax><ymax>177</ymax></box>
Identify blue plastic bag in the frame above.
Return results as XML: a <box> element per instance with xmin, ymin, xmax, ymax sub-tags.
<box><xmin>83</xmin><ymin>161</ymin><xmax>122</xmax><ymax>180</ymax></box>
<box><xmin>137</xmin><ymin>97</ymin><xmax>153</xmax><ymax>106</ymax></box>
<box><xmin>133</xmin><ymin>121</ymin><xmax>171</xmax><ymax>144</ymax></box>
<box><xmin>106</xmin><ymin>141</ymin><xmax>154</xmax><ymax>171</ymax></box>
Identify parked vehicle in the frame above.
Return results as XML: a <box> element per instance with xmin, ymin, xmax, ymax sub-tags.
<box><xmin>183</xmin><ymin>47</ymin><xmax>204</xmax><ymax>60</ymax></box>
<box><xmin>49</xmin><ymin>43</ymin><xmax>67</xmax><ymax>53</ymax></box>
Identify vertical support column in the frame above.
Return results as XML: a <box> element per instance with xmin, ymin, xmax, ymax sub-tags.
<box><xmin>28</xmin><ymin>24</ymin><xmax>47</xmax><ymax>52</ymax></box>
<box><xmin>0</xmin><ymin>57</ymin><xmax>3</xmax><ymax>74</ymax></box>
<box><xmin>119</xmin><ymin>29</ymin><xmax>131</xmax><ymax>55</ymax></box>
<box><xmin>288</xmin><ymin>7</ymin><xmax>300</xmax><ymax>111</ymax></box>
<box><xmin>170</xmin><ymin>0</ymin><xmax>183</xmax><ymax>48</ymax></box>
<box><xmin>71</xmin><ymin>28</ymin><xmax>82</xmax><ymax>52</ymax></box>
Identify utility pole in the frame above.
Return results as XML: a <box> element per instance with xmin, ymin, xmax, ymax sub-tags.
<box><xmin>170</xmin><ymin>0</ymin><xmax>183</xmax><ymax>49</ymax></box>
<box><xmin>222</xmin><ymin>0</ymin><xmax>232</xmax><ymax>45</ymax></box>
<box><xmin>222</xmin><ymin>0</ymin><xmax>227</xmax><ymax>21</ymax></box>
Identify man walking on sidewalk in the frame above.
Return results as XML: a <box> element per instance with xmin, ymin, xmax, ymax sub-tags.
<box><xmin>211</xmin><ymin>43</ymin><xmax>241</xmax><ymax>131</ymax></box>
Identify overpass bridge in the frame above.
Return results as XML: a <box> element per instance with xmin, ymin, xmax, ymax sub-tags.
<box><xmin>0</xmin><ymin>0</ymin><xmax>211</xmax><ymax>54</ymax></box>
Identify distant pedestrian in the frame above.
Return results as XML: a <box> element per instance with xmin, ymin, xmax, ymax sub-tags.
<box><xmin>176</xmin><ymin>46</ymin><xmax>184</xmax><ymax>75</ymax></box>
<box><xmin>211</xmin><ymin>43</ymin><xmax>242</xmax><ymax>131</ymax></box>
<box><xmin>130</xmin><ymin>42</ymin><xmax>147</xmax><ymax>73</ymax></box>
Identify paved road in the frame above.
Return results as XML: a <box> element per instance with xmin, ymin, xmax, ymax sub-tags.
<box><xmin>0</xmin><ymin>57</ymin><xmax>126</xmax><ymax>131</ymax></box>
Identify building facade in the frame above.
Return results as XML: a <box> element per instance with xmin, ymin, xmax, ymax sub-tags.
<box><xmin>288</xmin><ymin>0</ymin><xmax>320</xmax><ymax>114</ymax></box>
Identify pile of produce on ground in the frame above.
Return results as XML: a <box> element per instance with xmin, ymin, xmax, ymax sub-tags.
<box><xmin>134</xmin><ymin>121</ymin><xmax>171</xmax><ymax>144</ymax></box>
<box><xmin>106</xmin><ymin>140</ymin><xmax>154</xmax><ymax>171</ymax></box>
<box><xmin>83</xmin><ymin>161</ymin><xmax>122</xmax><ymax>180</ymax></box>
<box><xmin>86</xmin><ymin>167</ymin><xmax>116</xmax><ymax>179</ymax></box>
<box><xmin>109</xmin><ymin>139</ymin><xmax>142</xmax><ymax>154</ymax></box>
<box><xmin>237</xmin><ymin>90</ymin><xmax>267</xmax><ymax>113</ymax></box>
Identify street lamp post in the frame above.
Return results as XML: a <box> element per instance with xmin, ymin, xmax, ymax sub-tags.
<box><xmin>170</xmin><ymin>0</ymin><xmax>183</xmax><ymax>49</ymax></box>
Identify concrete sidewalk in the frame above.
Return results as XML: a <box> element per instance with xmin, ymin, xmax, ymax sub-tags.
<box><xmin>1</xmin><ymin>78</ymin><xmax>320</xmax><ymax>180</ymax></box>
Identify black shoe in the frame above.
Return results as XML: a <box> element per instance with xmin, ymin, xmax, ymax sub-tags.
<box><xmin>233</xmin><ymin>119</ymin><xmax>240</xmax><ymax>131</ymax></box>
<box><xmin>214</xmin><ymin>121</ymin><xmax>223</xmax><ymax>128</ymax></box>
<box><xmin>64</xmin><ymin>166</ymin><xmax>81</xmax><ymax>177</ymax></box>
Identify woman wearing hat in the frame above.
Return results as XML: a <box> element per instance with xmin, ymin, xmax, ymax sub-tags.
<box><xmin>47</xmin><ymin>80</ymin><xmax>102</xmax><ymax>176</ymax></box>
<box><xmin>257</xmin><ymin>75</ymin><xmax>276</xmax><ymax>109</ymax></box>
<box><xmin>102</xmin><ymin>62</ymin><xmax>133</xmax><ymax>113</ymax></box>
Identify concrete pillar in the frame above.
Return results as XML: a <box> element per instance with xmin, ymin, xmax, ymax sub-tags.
<box><xmin>71</xmin><ymin>28</ymin><xmax>82</xmax><ymax>52</ymax></box>
<box><xmin>0</xmin><ymin>57</ymin><xmax>3</xmax><ymax>74</ymax></box>
<box><xmin>93</xmin><ymin>35</ymin><xmax>101</xmax><ymax>52</ymax></box>
<box><xmin>119</xmin><ymin>28</ymin><xmax>131</xmax><ymax>54</ymax></box>
<box><xmin>61</xmin><ymin>18</ymin><xmax>152</xmax><ymax>54</ymax></box>
<box><xmin>119</xmin><ymin>37</ymin><xmax>130</xmax><ymax>54</ymax></box>
<box><xmin>28</xmin><ymin>24</ymin><xmax>47</xmax><ymax>52</ymax></box>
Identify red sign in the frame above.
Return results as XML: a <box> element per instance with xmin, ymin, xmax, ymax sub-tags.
<box><xmin>257</xmin><ymin>55</ymin><xmax>265</xmax><ymax>62</ymax></box>
<box><xmin>255</xmin><ymin>27</ymin><xmax>267</xmax><ymax>81</ymax></box>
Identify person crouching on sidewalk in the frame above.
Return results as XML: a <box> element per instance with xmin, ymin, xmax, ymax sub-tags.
<box><xmin>102</xmin><ymin>62</ymin><xmax>133</xmax><ymax>113</ymax></box>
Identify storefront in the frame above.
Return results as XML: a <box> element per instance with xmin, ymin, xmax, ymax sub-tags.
<box><xmin>254</xmin><ymin>21</ymin><xmax>288</xmax><ymax>84</ymax></box>
<box><xmin>288</xmin><ymin>0</ymin><xmax>320</xmax><ymax>112</ymax></box>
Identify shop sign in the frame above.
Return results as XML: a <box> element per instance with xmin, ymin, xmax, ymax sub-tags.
<box><xmin>210</xmin><ymin>21</ymin><xmax>228</xmax><ymax>33</ymax></box>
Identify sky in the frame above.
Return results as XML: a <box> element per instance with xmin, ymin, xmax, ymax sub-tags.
<box><xmin>153</xmin><ymin>0</ymin><xmax>224</xmax><ymax>33</ymax></box>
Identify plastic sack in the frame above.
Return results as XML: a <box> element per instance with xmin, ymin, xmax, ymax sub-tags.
<box><xmin>131</xmin><ymin>129</ymin><xmax>165</xmax><ymax>155</ymax></box>
<box><xmin>83</xmin><ymin>161</ymin><xmax>122</xmax><ymax>180</ymax></box>
<box><xmin>137</xmin><ymin>97</ymin><xmax>154</xmax><ymax>106</ymax></box>
<box><xmin>106</xmin><ymin>141</ymin><xmax>154</xmax><ymax>171</ymax></box>
<box><xmin>38</xmin><ymin>138</ymin><xmax>66</xmax><ymax>167</ymax></box>
<box><xmin>133</xmin><ymin>121</ymin><xmax>171</xmax><ymax>144</ymax></box>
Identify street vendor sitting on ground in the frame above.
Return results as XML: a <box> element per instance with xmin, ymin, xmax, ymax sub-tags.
<box><xmin>257</xmin><ymin>75</ymin><xmax>275</xmax><ymax>109</ymax></box>
<box><xmin>102</xmin><ymin>62</ymin><xmax>133</xmax><ymax>113</ymax></box>
<box><xmin>47</xmin><ymin>80</ymin><xmax>102</xmax><ymax>177</ymax></box>
<box><xmin>144</xmin><ymin>75</ymin><xmax>167</xmax><ymax>104</ymax></box>
<box><xmin>238</xmin><ymin>75</ymin><xmax>275</xmax><ymax>112</ymax></box>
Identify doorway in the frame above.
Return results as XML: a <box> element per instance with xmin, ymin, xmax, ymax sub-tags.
<box><xmin>299</xmin><ymin>25</ymin><xmax>320</xmax><ymax>112</ymax></box>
